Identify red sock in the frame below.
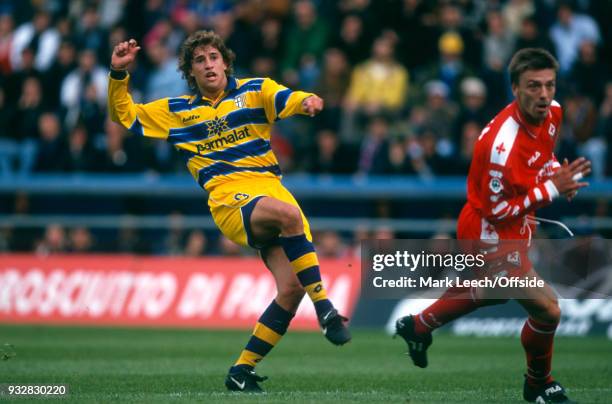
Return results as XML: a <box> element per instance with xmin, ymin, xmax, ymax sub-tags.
<box><xmin>521</xmin><ymin>317</ymin><xmax>558</xmax><ymax>386</ymax></box>
<box><xmin>414</xmin><ymin>287</ymin><xmax>482</xmax><ymax>335</ymax></box>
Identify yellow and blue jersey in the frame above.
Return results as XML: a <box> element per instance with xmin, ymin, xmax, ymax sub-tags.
<box><xmin>108</xmin><ymin>75</ymin><xmax>314</xmax><ymax>192</ymax></box>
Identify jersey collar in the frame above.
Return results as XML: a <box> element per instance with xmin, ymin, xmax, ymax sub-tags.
<box><xmin>189</xmin><ymin>76</ymin><xmax>238</xmax><ymax>106</ymax></box>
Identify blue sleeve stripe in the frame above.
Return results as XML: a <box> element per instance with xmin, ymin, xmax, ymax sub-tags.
<box><xmin>274</xmin><ymin>88</ymin><xmax>292</xmax><ymax>119</ymax></box>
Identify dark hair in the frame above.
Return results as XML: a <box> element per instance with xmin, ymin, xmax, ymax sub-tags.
<box><xmin>508</xmin><ymin>48</ymin><xmax>559</xmax><ymax>85</ymax></box>
<box><xmin>178</xmin><ymin>30</ymin><xmax>236</xmax><ymax>90</ymax></box>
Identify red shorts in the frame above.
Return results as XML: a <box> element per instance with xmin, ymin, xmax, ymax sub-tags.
<box><xmin>457</xmin><ymin>204</ymin><xmax>532</xmax><ymax>277</ymax></box>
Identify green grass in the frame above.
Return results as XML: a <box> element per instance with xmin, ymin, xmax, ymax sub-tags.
<box><xmin>0</xmin><ymin>326</ymin><xmax>610</xmax><ymax>403</ymax></box>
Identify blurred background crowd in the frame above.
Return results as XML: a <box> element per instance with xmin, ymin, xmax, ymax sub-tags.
<box><xmin>0</xmin><ymin>0</ymin><xmax>610</xmax><ymax>178</ymax></box>
<box><xmin>0</xmin><ymin>0</ymin><xmax>610</xmax><ymax>255</ymax></box>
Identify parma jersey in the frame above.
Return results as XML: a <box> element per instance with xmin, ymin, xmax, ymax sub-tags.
<box><xmin>108</xmin><ymin>75</ymin><xmax>314</xmax><ymax>192</ymax></box>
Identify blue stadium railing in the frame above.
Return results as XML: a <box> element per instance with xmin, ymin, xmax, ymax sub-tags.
<box><xmin>1</xmin><ymin>174</ymin><xmax>610</xmax><ymax>234</ymax></box>
<box><xmin>2</xmin><ymin>173</ymin><xmax>612</xmax><ymax>198</ymax></box>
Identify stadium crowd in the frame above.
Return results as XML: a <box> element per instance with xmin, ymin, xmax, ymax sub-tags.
<box><xmin>0</xmin><ymin>0</ymin><xmax>610</xmax><ymax>255</ymax></box>
<box><xmin>0</xmin><ymin>0</ymin><xmax>610</xmax><ymax>178</ymax></box>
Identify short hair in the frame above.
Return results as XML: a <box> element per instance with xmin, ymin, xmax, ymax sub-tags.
<box><xmin>178</xmin><ymin>30</ymin><xmax>236</xmax><ymax>90</ymax></box>
<box><xmin>508</xmin><ymin>48</ymin><xmax>559</xmax><ymax>85</ymax></box>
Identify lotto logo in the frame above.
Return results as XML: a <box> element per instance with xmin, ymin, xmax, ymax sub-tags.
<box><xmin>234</xmin><ymin>193</ymin><xmax>250</xmax><ymax>201</ymax></box>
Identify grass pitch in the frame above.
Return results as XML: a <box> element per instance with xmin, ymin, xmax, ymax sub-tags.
<box><xmin>0</xmin><ymin>326</ymin><xmax>610</xmax><ymax>403</ymax></box>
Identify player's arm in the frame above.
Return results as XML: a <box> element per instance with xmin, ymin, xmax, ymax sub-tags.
<box><xmin>482</xmin><ymin>157</ymin><xmax>590</xmax><ymax>224</ymax></box>
<box><xmin>260</xmin><ymin>78</ymin><xmax>323</xmax><ymax>122</ymax></box>
<box><xmin>108</xmin><ymin>39</ymin><xmax>171</xmax><ymax>139</ymax></box>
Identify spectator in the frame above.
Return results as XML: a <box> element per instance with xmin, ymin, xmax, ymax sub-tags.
<box><xmin>564</xmin><ymin>92</ymin><xmax>604</xmax><ymax>179</ymax></box>
<box><xmin>69</xmin><ymin>227</ymin><xmax>94</xmax><ymax>253</ymax></box>
<box><xmin>314</xmin><ymin>230</ymin><xmax>348</xmax><ymax>258</ymax></box>
<box><xmin>66</xmin><ymin>124</ymin><xmax>98</xmax><ymax>172</ymax></box>
<box><xmin>513</xmin><ymin>16</ymin><xmax>556</xmax><ymax>56</ymax></box>
<box><xmin>42</xmin><ymin>40</ymin><xmax>78</xmax><ymax>109</ymax></box>
<box><xmin>343</xmin><ymin>35</ymin><xmax>409</xmax><ymax>138</ymax></box>
<box><xmin>332</xmin><ymin>14</ymin><xmax>370</xmax><ymax>66</ymax></box>
<box><xmin>10</xmin><ymin>11</ymin><xmax>59</xmax><ymax>72</ymax></box>
<box><xmin>568</xmin><ymin>41</ymin><xmax>608</xmax><ymax>105</ymax></box>
<box><xmin>422</xmin><ymin>80</ymin><xmax>458</xmax><ymax>143</ymax></box>
<box><xmin>34</xmin><ymin>112</ymin><xmax>69</xmax><ymax>172</ymax></box>
<box><xmin>386</xmin><ymin>139</ymin><xmax>415</xmax><ymax>175</ymax></box>
<box><xmin>483</xmin><ymin>9</ymin><xmax>515</xmax><ymax>75</ymax></box>
<box><xmin>434</xmin><ymin>2</ymin><xmax>481</xmax><ymax>68</ymax></box>
<box><xmin>60</xmin><ymin>49</ymin><xmax>108</xmax><ymax>128</ymax></box>
<box><xmin>453</xmin><ymin>77</ymin><xmax>490</xmax><ymax>146</ymax></box>
<box><xmin>159</xmin><ymin>211</ymin><xmax>185</xmax><ymax>255</ymax></box>
<box><xmin>0</xmin><ymin>86</ymin><xmax>15</xmax><ymax>175</ymax></box>
<box><xmin>393</xmin><ymin>0</ymin><xmax>437</xmax><ymax>69</ymax></box>
<box><xmin>409</xmin><ymin>128</ymin><xmax>456</xmax><ymax>178</ymax></box>
<box><xmin>455</xmin><ymin>120</ymin><xmax>481</xmax><ymax>175</ymax></box>
<box><xmin>250</xmin><ymin>18</ymin><xmax>283</xmax><ymax>77</ymax></box>
<box><xmin>281</xmin><ymin>0</ymin><xmax>329</xmax><ymax>85</ymax></box>
<box><xmin>502</xmin><ymin>0</ymin><xmax>535</xmax><ymax>36</ymax></box>
<box><xmin>9</xmin><ymin>77</ymin><xmax>43</xmax><ymax>174</ymax></box>
<box><xmin>94</xmin><ymin>119</ymin><xmax>147</xmax><ymax>172</ymax></box>
<box><xmin>550</xmin><ymin>1</ymin><xmax>601</xmax><ymax>75</ymax></box>
<box><xmin>307</xmin><ymin>129</ymin><xmax>358</xmax><ymax>174</ymax></box>
<box><xmin>0</xmin><ymin>14</ymin><xmax>14</xmax><ymax>75</ymax></box>
<box><xmin>35</xmin><ymin>224</ymin><xmax>67</xmax><ymax>256</ymax></box>
<box><xmin>314</xmin><ymin>48</ymin><xmax>351</xmax><ymax>131</ymax></box>
<box><xmin>358</xmin><ymin>115</ymin><xmax>391</xmax><ymax>175</ymax></box>
<box><xmin>4</xmin><ymin>46</ymin><xmax>42</xmax><ymax>108</ymax></box>
<box><xmin>417</xmin><ymin>32</ymin><xmax>474</xmax><ymax>103</ymax></box>
<box><xmin>184</xmin><ymin>230</ymin><xmax>208</xmax><ymax>257</ymax></box>
<box><xmin>74</xmin><ymin>6</ymin><xmax>108</xmax><ymax>62</ymax></box>
<box><xmin>143</xmin><ymin>39</ymin><xmax>188</xmax><ymax>102</ymax></box>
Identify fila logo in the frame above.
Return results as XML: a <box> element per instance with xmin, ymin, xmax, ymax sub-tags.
<box><xmin>182</xmin><ymin>114</ymin><xmax>200</xmax><ymax>123</ymax></box>
<box><xmin>548</xmin><ymin>123</ymin><xmax>556</xmax><ymax>137</ymax></box>
<box><xmin>528</xmin><ymin>151</ymin><xmax>541</xmax><ymax>166</ymax></box>
<box><xmin>545</xmin><ymin>385</ymin><xmax>562</xmax><ymax>395</ymax></box>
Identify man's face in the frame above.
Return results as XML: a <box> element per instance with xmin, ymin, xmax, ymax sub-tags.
<box><xmin>190</xmin><ymin>45</ymin><xmax>228</xmax><ymax>96</ymax></box>
<box><xmin>512</xmin><ymin>68</ymin><xmax>556</xmax><ymax>125</ymax></box>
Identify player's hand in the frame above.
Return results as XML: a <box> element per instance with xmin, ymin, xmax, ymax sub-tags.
<box><xmin>111</xmin><ymin>39</ymin><xmax>141</xmax><ymax>70</ymax></box>
<box><xmin>302</xmin><ymin>95</ymin><xmax>324</xmax><ymax>117</ymax></box>
<box><xmin>551</xmin><ymin>157</ymin><xmax>591</xmax><ymax>196</ymax></box>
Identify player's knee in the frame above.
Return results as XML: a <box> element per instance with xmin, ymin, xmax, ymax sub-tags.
<box><xmin>278</xmin><ymin>205</ymin><xmax>303</xmax><ymax>232</ymax></box>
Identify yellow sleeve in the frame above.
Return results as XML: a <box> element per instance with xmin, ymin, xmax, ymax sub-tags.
<box><xmin>107</xmin><ymin>74</ymin><xmax>172</xmax><ymax>139</ymax></box>
<box><xmin>260</xmin><ymin>77</ymin><xmax>314</xmax><ymax>122</ymax></box>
